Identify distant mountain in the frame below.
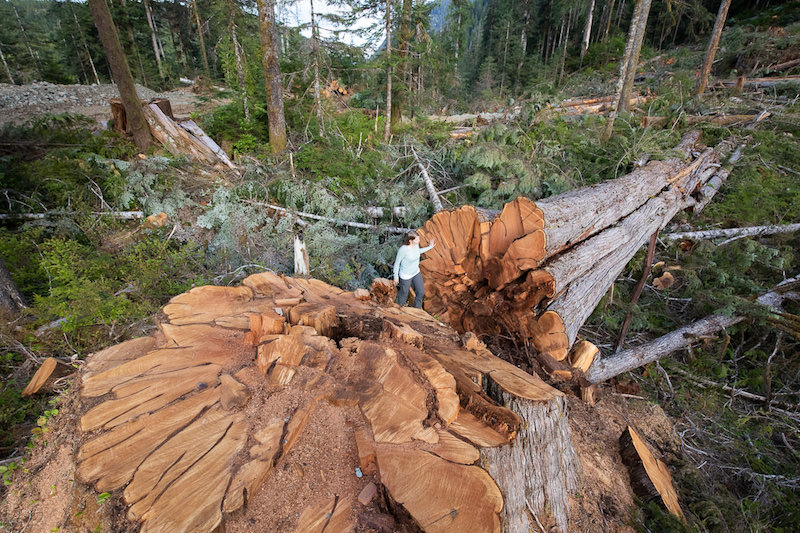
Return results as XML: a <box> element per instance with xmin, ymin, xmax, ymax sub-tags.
<box><xmin>430</xmin><ymin>0</ymin><xmax>450</xmax><ymax>33</ymax></box>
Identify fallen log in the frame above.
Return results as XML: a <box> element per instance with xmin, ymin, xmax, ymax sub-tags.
<box><xmin>663</xmin><ymin>223</ymin><xmax>800</xmax><ymax>242</ymax></box>
<box><xmin>585</xmin><ymin>275</ymin><xmax>799</xmax><ymax>383</ymax></box>
<box><xmin>768</xmin><ymin>57</ymin><xmax>800</xmax><ymax>72</ymax></box>
<box><xmin>642</xmin><ymin>114</ymin><xmax>758</xmax><ymax>128</ymax></box>
<box><xmin>73</xmin><ymin>271</ymin><xmax>581</xmax><ymax>532</ymax></box>
<box><xmin>418</xmin><ymin>132</ymin><xmax>733</xmax><ymax>366</ymax></box>
<box><xmin>712</xmin><ymin>74</ymin><xmax>800</xmax><ymax>88</ymax></box>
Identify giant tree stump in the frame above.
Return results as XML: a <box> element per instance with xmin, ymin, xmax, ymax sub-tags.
<box><xmin>76</xmin><ymin>271</ymin><xmax>577</xmax><ymax>532</ymax></box>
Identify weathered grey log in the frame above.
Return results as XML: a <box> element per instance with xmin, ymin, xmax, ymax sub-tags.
<box><xmin>411</xmin><ymin>146</ymin><xmax>443</xmax><ymax>213</ymax></box>
<box><xmin>586</xmin><ymin>276</ymin><xmax>800</xmax><ymax>383</ymax></box>
<box><xmin>0</xmin><ymin>210</ymin><xmax>144</xmax><ymax>221</ymax></box>
<box><xmin>663</xmin><ymin>223</ymin><xmax>800</xmax><ymax>242</ymax></box>
<box><xmin>535</xmin><ymin>131</ymin><xmax>710</xmax><ymax>258</ymax></box>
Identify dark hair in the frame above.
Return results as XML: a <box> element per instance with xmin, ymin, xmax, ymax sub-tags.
<box><xmin>403</xmin><ymin>231</ymin><xmax>419</xmax><ymax>245</ymax></box>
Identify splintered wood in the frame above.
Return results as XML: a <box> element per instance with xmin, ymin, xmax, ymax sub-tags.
<box><xmin>419</xmin><ymin>132</ymin><xmax>733</xmax><ymax>367</ymax></box>
<box><xmin>620</xmin><ymin>427</ymin><xmax>685</xmax><ymax>521</ymax></box>
<box><xmin>76</xmin><ymin>270</ymin><xmax>564</xmax><ymax>532</ymax></box>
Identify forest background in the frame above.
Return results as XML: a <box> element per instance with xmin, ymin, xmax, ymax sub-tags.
<box><xmin>1</xmin><ymin>0</ymin><xmax>800</xmax><ymax>531</ymax></box>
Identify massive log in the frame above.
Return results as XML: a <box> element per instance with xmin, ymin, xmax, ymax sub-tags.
<box><xmin>74</xmin><ymin>271</ymin><xmax>580</xmax><ymax>532</ymax></box>
<box><xmin>418</xmin><ymin>132</ymin><xmax>733</xmax><ymax>366</ymax></box>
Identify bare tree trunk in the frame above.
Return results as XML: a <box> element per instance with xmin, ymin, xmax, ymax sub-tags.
<box><xmin>392</xmin><ymin>0</ymin><xmax>413</xmax><ymax>126</ymax></box>
<box><xmin>695</xmin><ymin>0</ymin><xmax>732</xmax><ymax>96</ymax></box>
<box><xmin>0</xmin><ymin>257</ymin><xmax>25</xmax><ymax>314</ymax></box>
<box><xmin>1</xmin><ymin>42</ymin><xmax>16</xmax><ymax>84</ymax></box>
<box><xmin>580</xmin><ymin>0</ymin><xmax>595</xmax><ymax>65</ymax></box>
<box><xmin>602</xmin><ymin>0</ymin><xmax>652</xmax><ymax>142</ymax></box>
<box><xmin>143</xmin><ymin>0</ymin><xmax>165</xmax><ymax>79</ymax></box>
<box><xmin>602</xmin><ymin>0</ymin><xmax>616</xmax><ymax>43</ymax></box>
<box><xmin>192</xmin><ymin>0</ymin><xmax>210</xmax><ymax>76</ymax></box>
<box><xmin>70</xmin><ymin>2</ymin><xmax>101</xmax><ymax>84</ymax></box>
<box><xmin>619</xmin><ymin>0</ymin><xmax>651</xmax><ymax>112</ymax></box>
<box><xmin>515</xmin><ymin>4</ymin><xmax>530</xmax><ymax>95</ymax></box>
<box><xmin>500</xmin><ymin>19</ymin><xmax>510</xmax><ymax>94</ymax></box>
<box><xmin>454</xmin><ymin>12</ymin><xmax>461</xmax><ymax>75</ymax></box>
<box><xmin>88</xmin><ymin>0</ymin><xmax>152</xmax><ymax>151</ymax></box>
<box><xmin>310</xmin><ymin>0</ymin><xmax>324</xmax><ymax>136</ymax></box>
<box><xmin>384</xmin><ymin>0</ymin><xmax>392</xmax><ymax>142</ymax></box>
<box><xmin>256</xmin><ymin>0</ymin><xmax>287</xmax><ymax>154</ymax></box>
<box><xmin>230</xmin><ymin>17</ymin><xmax>250</xmax><ymax>121</ymax></box>
<box><xmin>558</xmin><ymin>10</ymin><xmax>572</xmax><ymax>86</ymax></box>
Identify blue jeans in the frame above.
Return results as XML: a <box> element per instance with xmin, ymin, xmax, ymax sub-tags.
<box><xmin>397</xmin><ymin>273</ymin><xmax>425</xmax><ymax>308</ymax></box>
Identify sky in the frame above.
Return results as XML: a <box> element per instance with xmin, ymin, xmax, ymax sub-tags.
<box><xmin>278</xmin><ymin>0</ymin><xmax>382</xmax><ymax>51</ymax></box>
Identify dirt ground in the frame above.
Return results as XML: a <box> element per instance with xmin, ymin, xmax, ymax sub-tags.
<box><xmin>0</xmin><ymin>82</ymin><xmax>228</xmax><ymax>128</ymax></box>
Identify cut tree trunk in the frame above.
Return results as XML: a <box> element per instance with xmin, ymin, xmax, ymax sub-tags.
<box><xmin>74</xmin><ymin>270</ymin><xmax>578</xmax><ymax>532</ymax></box>
<box><xmin>418</xmin><ymin>132</ymin><xmax>733</xmax><ymax>369</ymax></box>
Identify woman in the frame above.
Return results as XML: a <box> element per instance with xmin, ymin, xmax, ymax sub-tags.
<box><xmin>393</xmin><ymin>230</ymin><xmax>435</xmax><ymax>308</ymax></box>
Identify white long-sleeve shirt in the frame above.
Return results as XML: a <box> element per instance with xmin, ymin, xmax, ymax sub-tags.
<box><xmin>393</xmin><ymin>243</ymin><xmax>435</xmax><ymax>282</ymax></box>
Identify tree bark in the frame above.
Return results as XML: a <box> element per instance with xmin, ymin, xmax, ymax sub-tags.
<box><xmin>619</xmin><ymin>0</ymin><xmax>652</xmax><ymax>112</ymax></box>
<box><xmin>88</xmin><ymin>0</ymin><xmax>152</xmax><ymax>151</ymax></box>
<box><xmin>411</xmin><ymin>146</ymin><xmax>443</xmax><ymax>213</ymax></box>
<box><xmin>581</xmin><ymin>0</ymin><xmax>595</xmax><ymax>65</ymax></box>
<box><xmin>383</xmin><ymin>0</ymin><xmax>392</xmax><ymax>142</ymax></box>
<box><xmin>585</xmin><ymin>276</ymin><xmax>799</xmax><ymax>383</ymax></box>
<box><xmin>256</xmin><ymin>0</ymin><xmax>287</xmax><ymax>154</ymax></box>
<box><xmin>663</xmin><ymin>223</ymin><xmax>800</xmax><ymax>242</ymax></box>
<box><xmin>602</xmin><ymin>0</ymin><xmax>652</xmax><ymax>141</ymax></box>
<box><xmin>229</xmin><ymin>9</ymin><xmax>250</xmax><ymax>121</ymax></box>
<box><xmin>0</xmin><ymin>256</ymin><xmax>25</xmax><ymax>314</ymax></box>
<box><xmin>695</xmin><ymin>0</ymin><xmax>732</xmax><ymax>96</ymax></box>
<box><xmin>310</xmin><ymin>0</ymin><xmax>324</xmax><ymax>136</ymax></box>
